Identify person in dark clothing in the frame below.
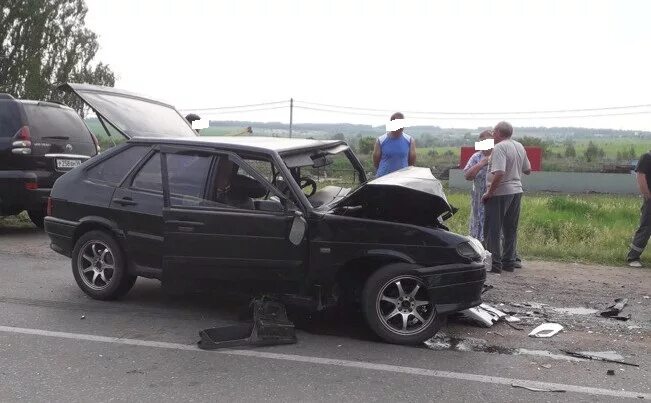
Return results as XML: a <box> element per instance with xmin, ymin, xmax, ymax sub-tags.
<box><xmin>626</xmin><ymin>151</ymin><xmax>651</xmax><ymax>267</ymax></box>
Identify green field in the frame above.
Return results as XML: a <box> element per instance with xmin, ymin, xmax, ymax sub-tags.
<box><xmin>444</xmin><ymin>191</ymin><xmax>649</xmax><ymax>266</ymax></box>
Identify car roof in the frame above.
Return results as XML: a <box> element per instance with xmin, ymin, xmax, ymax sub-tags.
<box><xmin>128</xmin><ymin>136</ymin><xmax>345</xmax><ymax>154</ymax></box>
<box><xmin>0</xmin><ymin>98</ymin><xmax>75</xmax><ymax>111</ymax></box>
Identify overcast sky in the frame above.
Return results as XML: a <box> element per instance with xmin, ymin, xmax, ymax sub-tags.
<box><xmin>84</xmin><ymin>0</ymin><xmax>651</xmax><ymax>130</ymax></box>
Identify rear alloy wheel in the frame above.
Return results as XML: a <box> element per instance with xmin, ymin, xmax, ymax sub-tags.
<box><xmin>27</xmin><ymin>209</ymin><xmax>45</xmax><ymax>228</ymax></box>
<box><xmin>72</xmin><ymin>230</ymin><xmax>136</xmax><ymax>300</ymax></box>
<box><xmin>362</xmin><ymin>264</ymin><xmax>443</xmax><ymax>345</ymax></box>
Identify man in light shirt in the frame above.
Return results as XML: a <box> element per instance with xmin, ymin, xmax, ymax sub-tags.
<box><xmin>482</xmin><ymin>121</ymin><xmax>531</xmax><ymax>273</ymax></box>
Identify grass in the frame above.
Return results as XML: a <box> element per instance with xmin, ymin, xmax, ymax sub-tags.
<box><xmin>0</xmin><ymin>211</ymin><xmax>32</xmax><ymax>229</ymax></box>
<box><xmin>444</xmin><ymin>191</ymin><xmax>650</xmax><ymax>266</ymax></box>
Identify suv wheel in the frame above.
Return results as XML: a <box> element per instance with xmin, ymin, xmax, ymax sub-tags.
<box><xmin>71</xmin><ymin>230</ymin><xmax>136</xmax><ymax>300</ymax></box>
<box><xmin>27</xmin><ymin>209</ymin><xmax>45</xmax><ymax>228</ymax></box>
<box><xmin>362</xmin><ymin>263</ymin><xmax>443</xmax><ymax>345</ymax></box>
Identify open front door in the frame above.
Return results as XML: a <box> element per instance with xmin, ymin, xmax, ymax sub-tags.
<box><xmin>160</xmin><ymin>147</ymin><xmax>308</xmax><ymax>293</ymax></box>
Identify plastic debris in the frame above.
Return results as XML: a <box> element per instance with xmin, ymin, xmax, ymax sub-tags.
<box><xmin>198</xmin><ymin>298</ymin><xmax>296</xmax><ymax>350</ymax></box>
<box><xmin>528</xmin><ymin>323</ymin><xmax>563</xmax><ymax>338</ymax></box>
<box><xmin>600</xmin><ymin>298</ymin><xmax>628</xmax><ymax>318</ymax></box>
<box><xmin>80</xmin><ymin>315</ymin><xmax>85</xmax><ymax>320</ymax></box>
<box><xmin>511</xmin><ymin>383</ymin><xmax>566</xmax><ymax>393</ymax></box>
<box><xmin>459</xmin><ymin>303</ymin><xmax>507</xmax><ymax>327</ymax></box>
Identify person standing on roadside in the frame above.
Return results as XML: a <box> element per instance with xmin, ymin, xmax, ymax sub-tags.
<box><xmin>463</xmin><ymin>130</ymin><xmax>493</xmax><ymax>242</ymax></box>
<box><xmin>482</xmin><ymin>122</ymin><xmax>531</xmax><ymax>273</ymax></box>
<box><xmin>626</xmin><ymin>150</ymin><xmax>651</xmax><ymax>267</ymax></box>
<box><xmin>373</xmin><ymin>112</ymin><xmax>417</xmax><ymax>177</ymax></box>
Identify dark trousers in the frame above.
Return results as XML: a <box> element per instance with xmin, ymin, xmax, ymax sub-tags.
<box><xmin>627</xmin><ymin>199</ymin><xmax>650</xmax><ymax>261</ymax></box>
<box><xmin>484</xmin><ymin>193</ymin><xmax>522</xmax><ymax>270</ymax></box>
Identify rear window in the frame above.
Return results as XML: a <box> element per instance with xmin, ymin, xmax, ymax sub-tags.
<box><xmin>23</xmin><ymin>104</ymin><xmax>92</xmax><ymax>142</ymax></box>
<box><xmin>87</xmin><ymin>145</ymin><xmax>149</xmax><ymax>185</ymax></box>
<box><xmin>0</xmin><ymin>100</ymin><xmax>22</xmax><ymax>138</ymax></box>
<box><xmin>73</xmin><ymin>90</ymin><xmax>196</xmax><ymax>138</ymax></box>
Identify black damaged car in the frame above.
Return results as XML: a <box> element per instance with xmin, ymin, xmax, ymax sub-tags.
<box><xmin>45</xmin><ymin>83</ymin><xmax>487</xmax><ymax>345</ymax></box>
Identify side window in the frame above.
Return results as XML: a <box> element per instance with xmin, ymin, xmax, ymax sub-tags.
<box><xmin>164</xmin><ymin>152</ymin><xmax>215</xmax><ymax>207</ymax></box>
<box><xmin>240</xmin><ymin>158</ymin><xmax>275</xmax><ymax>184</ymax></box>
<box><xmin>87</xmin><ymin>145</ymin><xmax>148</xmax><ymax>185</ymax></box>
<box><xmin>132</xmin><ymin>152</ymin><xmax>162</xmax><ymax>192</ymax></box>
<box><xmin>167</xmin><ymin>153</ymin><xmax>212</xmax><ymax>199</ymax></box>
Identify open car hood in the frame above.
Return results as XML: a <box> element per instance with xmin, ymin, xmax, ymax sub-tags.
<box><xmin>334</xmin><ymin>166</ymin><xmax>455</xmax><ymax>222</ymax></box>
<box><xmin>59</xmin><ymin>83</ymin><xmax>197</xmax><ymax>139</ymax></box>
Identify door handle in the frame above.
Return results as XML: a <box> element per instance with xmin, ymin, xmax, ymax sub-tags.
<box><xmin>166</xmin><ymin>220</ymin><xmax>205</xmax><ymax>227</ymax></box>
<box><xmin>112</xmin><ymin>197</ymin><xmax>137</xmax><ymax>206</ymax></box>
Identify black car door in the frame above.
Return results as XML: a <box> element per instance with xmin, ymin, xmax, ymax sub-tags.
<box><xmin>160</xmin><ymin>147</ymin><xmax>307</xmax><ymax>292</ymax></box>
<box><xmin>108</xmin><ymin>149</ymin><xmax>166</xmax><ymax>275</ymax></box>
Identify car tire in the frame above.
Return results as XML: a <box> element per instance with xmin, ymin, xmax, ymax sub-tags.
<box><xmin>71</xmin><ymin>230</ymin><xmax>136</xmax><ymax>300</ymax></box>
<box><xmin>27</xmin><ymin>209</ymin><xmax>45</xmax><ymax>228</ymax></box>
<box><xmin>362</xmin><ymin>263</ymin><xmax>444</xmax><ymax>345</ymax></box>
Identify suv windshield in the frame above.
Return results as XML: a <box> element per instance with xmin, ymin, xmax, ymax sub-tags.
<box><xmin>282</xmin><ymin>145</ymin><xmax>364</xmax><ymax>208</ymax></box>
<box><xmin>71</xmin><ymin>89</ymin><xmax>196</xmax><ymax>138</ymax></box>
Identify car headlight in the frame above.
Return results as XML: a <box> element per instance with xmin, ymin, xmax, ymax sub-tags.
<box><xmin>466</xmin><ymin>236</ymin><xmax>485</xmax><ymax>255</ymax></box>
<box><xmin>456</xmin><ymin>241</ymin><xmax>480</xmax><ymax>260</ymax></box>
<box><xmin>456</xmin><ymin>237</ymin><xmax>485</xmax><ymax>260</ymax></box>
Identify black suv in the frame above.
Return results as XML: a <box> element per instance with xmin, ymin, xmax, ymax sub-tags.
<box><xmin>0</xmin><ymin>93</ymin><xmax>99</xmax><ymax>227</ymax></box>
<box><xmin>45</xmin><ymin>83</ymin><xmax>487</xmax><ymax>345</ymax></box>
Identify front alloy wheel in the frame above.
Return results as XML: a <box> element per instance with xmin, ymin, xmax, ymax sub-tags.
<box><xmin>362</xmin><ymin>263</ymin><xmax>444</xmax><ymax>345</ymax></box>
<box><xmin>376</xmin><ymin>275</ymin><xmax>434</xmax><ymax>335</ymax></box>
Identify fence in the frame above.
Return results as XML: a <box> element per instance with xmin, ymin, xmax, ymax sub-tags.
<box><xmin>448</xmin><ymin>169</ymin><xmax>640</xmax><ymax>195</ymax></box>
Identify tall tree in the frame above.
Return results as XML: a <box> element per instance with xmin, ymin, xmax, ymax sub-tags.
<box><xmin>0</xmin><ymin>0</ymin><xmax>114</xmax><ymax>114</ymax></box>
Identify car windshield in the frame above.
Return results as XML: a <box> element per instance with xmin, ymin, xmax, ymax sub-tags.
<box><xmin>281</xmin><ymin>145</ymin><xmax>364</xmax><ymax>208</ymax></box>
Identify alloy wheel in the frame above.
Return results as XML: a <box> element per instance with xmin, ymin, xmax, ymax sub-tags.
<box><xmin>77</xmin><ymin>240</ymin><xmax>115</xmax><ymax>291</ymax></box>
<box><xmin>375</xmin><ymin>275</ymin><xmax>434</xmax><ymax>335</ymax></box>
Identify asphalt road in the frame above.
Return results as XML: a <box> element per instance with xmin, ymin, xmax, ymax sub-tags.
<box><xmin>0</xmin><ymin>227</ymin><xmax>649</xmax><ymax>402</ymax></box>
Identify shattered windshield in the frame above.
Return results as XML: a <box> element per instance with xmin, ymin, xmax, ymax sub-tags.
<box><xmin>282</xmin><ymin>145</ymin><xmax>364</xmax><ymax>208</ymax></box>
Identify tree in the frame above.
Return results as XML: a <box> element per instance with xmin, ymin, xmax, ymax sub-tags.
<box><xmin>331</xmin><ymin>133</ymin><xmax>345</xmax><ymax>141</ymax></box>
<box><xmin>564</xmin><ymin>142</ymin><xmax>576</xmax><ymax>158</ymax></box>
<box><xmin>0</xmin><ymin>0</ymin><xmax>115</xmax><ymax>115</ymax></box>
<box><xmin>584</xmin><ymin>141</ymin><xmax>605</xmax><ymax>162</ymax></box>
<box><xmin>519</xmin><ymin>136</ymin><xmax>551</xmax><ymax>156</ymax></box>
<box><xmin>358</xmin><ymin>136</ymin><xmax>376</xmax><ymax>155</ymax></box>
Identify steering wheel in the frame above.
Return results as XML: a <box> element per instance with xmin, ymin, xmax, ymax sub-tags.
<box><xmin>299</xmin><ymin>177</ymin><xmax>317</xmax><ymax>197</ymax></box>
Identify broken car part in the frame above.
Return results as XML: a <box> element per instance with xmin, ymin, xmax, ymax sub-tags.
<box><xmin>560</xmin><ymin>350</ymin><xmax>639</xmax><ymax>367</ymax></box>
<box><xmin>600</xmin><ymin>298</ymin><xmax>628</xmax><ymax>318</ymax></box>
<box><xmin>511</xmin><ymin>384</ymin><xmax>566</xmax><ymax>393</ymax></box>
<box><xmin>198</xmin><ymin>298</ymin><xmax>296</xmax><ymax>350</ymax></box>
<box><xmin>528</xmin><ymin>323</ymin><xmax>563</xmax><ymax>338</ymax></box>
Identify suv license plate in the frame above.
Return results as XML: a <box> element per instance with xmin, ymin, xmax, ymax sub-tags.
<box><xmin>56</xmin><ymin>159</ymin><xmax>82</xmax><ymax>169</ymax></box>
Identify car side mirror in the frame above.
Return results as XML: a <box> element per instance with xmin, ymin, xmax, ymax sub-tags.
<box><xmin>288</xmin><ymin>211</ymin><xmax>306</xmax><ymax>246</ymax></box>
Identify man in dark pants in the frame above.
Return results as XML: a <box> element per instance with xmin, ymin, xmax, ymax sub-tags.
<box><xmin>626</xmin><ymin>151</ymin><xmax>651</xmax><ymax>267</ymax></box>
<box><xmin>482</xmin><ymin>122</ymin><xmax>531</xmax><ymax>273</ymax></box>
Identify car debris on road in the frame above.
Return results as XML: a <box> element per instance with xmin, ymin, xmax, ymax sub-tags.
<box><xmin>528</xmin><ymin>323</ymin><xmax>564</xmax><ymax>338</ymax></box>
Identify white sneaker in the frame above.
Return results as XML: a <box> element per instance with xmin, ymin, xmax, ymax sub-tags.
<box><xmin>628</xmin><ymin>260</ymin><xmax>643</xmax><ymax>268</ymax></box>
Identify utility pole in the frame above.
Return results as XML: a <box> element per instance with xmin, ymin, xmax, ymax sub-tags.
<box><xmin>289</xmin><ymin>98</ymin><xmax>293</xmax><ymax>138</ymax></box>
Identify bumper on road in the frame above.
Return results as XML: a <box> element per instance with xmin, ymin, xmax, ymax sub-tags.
<box><xmin>417</xmin><ymin>262</ymin><xmax>486</xmax><ymax>315</ymax></box>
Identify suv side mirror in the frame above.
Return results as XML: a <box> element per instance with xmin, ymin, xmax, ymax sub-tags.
<box><xmin>288</xmin><ymin>210</ymin><xmax>306</xmax><ymax>246</ymax></box>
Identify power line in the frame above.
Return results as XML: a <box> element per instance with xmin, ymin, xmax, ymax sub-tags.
<box><xmin>179</xmin><ymin>100</ymin><xmax>288</xmax><ymax>112</ymax></box>
<box><xmin>294</xmin><ymin>105</ymin><xmax>651</xmax><ymax>120</ymax></box>
<box><xmin>294</xmin><ymin>100</ymin><xmax>651</xmax><ymax>116</ymax></box>
<box><xmin>186</xmin><ymin>105</ymin><xmax>289</xmax><ymax>114</ymax></box>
